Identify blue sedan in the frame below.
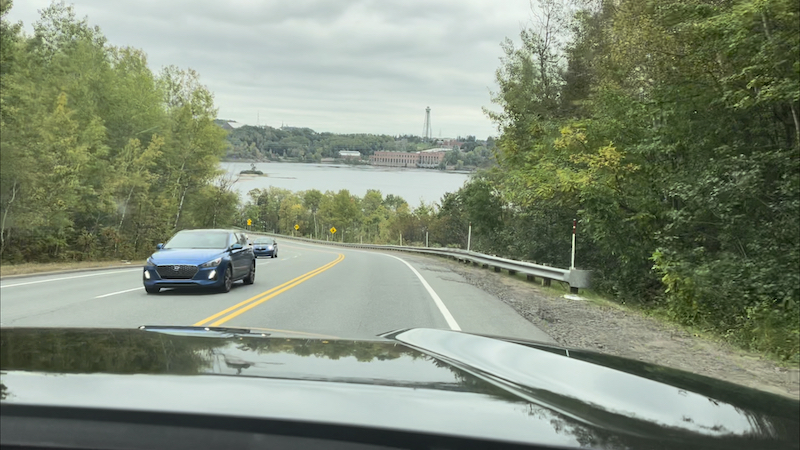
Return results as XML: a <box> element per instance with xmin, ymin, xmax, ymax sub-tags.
<box><xmin>143</xmin><ymin>229</ymin><xmax>256</xmax><ymax>294</ymax></box>
<box><xmin>252</xmin><ymin>238</ymin><xmax>278</xmax><ymax>258</ymax></box>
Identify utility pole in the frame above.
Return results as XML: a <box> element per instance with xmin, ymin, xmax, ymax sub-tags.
<box><xmin>425</xmin><ymin>231</ymin><xmax>429</xmax><ymax>247</ymax></box>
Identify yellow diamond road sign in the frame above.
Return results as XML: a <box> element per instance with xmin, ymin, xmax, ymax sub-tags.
<box><xmin>247</xmin><ymin>219</ymin><xmax>252</xmax><ymax>226</ymax></box>
<box><xmin>294</xmin><ymin>224</ymin><xmax>299</xmax><ymax>230</ymax></box>
<box><xmin>330</xmin><ymin>227</ymin><xmax>337</xmax><ymax>234</ymax></box>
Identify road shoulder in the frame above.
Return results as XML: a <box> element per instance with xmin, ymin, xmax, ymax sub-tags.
<box><xmin>414</xmin><ymin>254</ymin><xmax>800</xmax><ymax>399</ymax></box>
<box><xmin>1</xmin><ymin>262</ymin><xmax>142</xmax><ymax>280</ymax></box>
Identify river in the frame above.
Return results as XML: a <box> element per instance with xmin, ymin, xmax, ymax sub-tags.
<box><xmin>221</xmin><ymin>162</ymin><xmax>470</xmax><ymax>204</ymax></box>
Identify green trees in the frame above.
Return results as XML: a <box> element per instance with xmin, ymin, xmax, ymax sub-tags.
<box><xmin>469</xmin><ymin>0</ymin><xmax>800</xmax><ymax>360</ymax></box>
<box><xmin>223</xmin><ymin>125</ymin><xmax>497</xmax><ymax>168</ymax></box>
<box><xmin>0</xmin><ymin>2</ymin><xmax>235</xmax><ymax>262</ymax></box>
<box><xmin>224</xmin><ymin>125</ymin><xmax>399</xmax><ymax>160</ymax></box>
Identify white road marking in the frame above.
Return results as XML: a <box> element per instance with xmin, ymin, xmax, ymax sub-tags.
<box><xmin>0</xmin><ymin>269</ymin><xmax>141</xmax><ymax>289</ymax></box>
<box><xmin>380</xmin><ymin>253</ymin><xmax>461</xmax><ymax>331</ymax></box>
<box><xmin>95</xmin><ymin>287</ymin><xmax>142</xmax><ymax>298</ymax></box>
<box><xmin>273</xmin><ymin>239</ymin><xmax>460</xmax><ymax>329</ymax></box>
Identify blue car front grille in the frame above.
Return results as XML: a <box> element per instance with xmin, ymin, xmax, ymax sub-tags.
<box><xmin>156</xmin><ymin>265</ymin><xmax>199</xmax><ymax>279</ymax></box>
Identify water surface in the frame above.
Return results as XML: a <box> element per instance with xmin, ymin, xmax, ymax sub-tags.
<box><xmin>222</xmin><ymin>162</ymin><xmax>470</xmax><ymax>204</ymax></box>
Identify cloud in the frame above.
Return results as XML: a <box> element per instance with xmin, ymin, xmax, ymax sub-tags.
<box><xmin>6</xmin><ymin>0</ymin><xmax>532</xmax><ymax>138</ymax></box>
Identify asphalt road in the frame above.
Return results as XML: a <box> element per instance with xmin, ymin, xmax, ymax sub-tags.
<box><xmin>0</xmin><ymin>240</ymin><xmax>552</xmax><ymax>342</ymax></box>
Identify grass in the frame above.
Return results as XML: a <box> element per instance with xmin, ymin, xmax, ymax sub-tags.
<box><xmin>502</xmin><ymin>269</ymin><xmax>623</xmax><ymax>309</ymax></box>
<box><xmin>0</xmin><ymin>259</ymin><xmax>144</xmax><ymax>277</ymax></box>
<box><xmin>497</xmin><ymin>267</ymin><xmax>798</xmax><ymax>367</ymax></box>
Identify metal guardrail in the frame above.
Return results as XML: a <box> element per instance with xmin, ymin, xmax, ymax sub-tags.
<box><xmin>244</xmin><ymin>230</ymin><xmax>591</xmax><ymax>290</ymax></box>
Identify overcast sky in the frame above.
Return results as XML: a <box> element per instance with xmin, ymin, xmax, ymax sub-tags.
<box><xmin>6</xmin><ymin>0</ymin><xmax>533</xmax><ymax>138</ymax></box>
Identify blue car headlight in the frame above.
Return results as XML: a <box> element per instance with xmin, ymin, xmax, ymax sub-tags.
<box><xmin>200</xmin><ymin>257</ymin><xmax>222</xmax><ymax>268</ymax></box>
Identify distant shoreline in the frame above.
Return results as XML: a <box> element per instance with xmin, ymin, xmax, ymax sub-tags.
<box><xmin>221</xmin><ymin>159</ymin><xmax>477</xmax><ymax>174</ymax></box>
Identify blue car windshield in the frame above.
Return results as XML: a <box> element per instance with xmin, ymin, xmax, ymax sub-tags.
<box><xmin>164</xmin><ymin>232</ymin><xmax>229</xmax><ymax>249</ymax></box>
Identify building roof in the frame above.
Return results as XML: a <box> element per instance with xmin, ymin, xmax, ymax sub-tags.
<box><xmin>420</xmin><ymin>148</ymin><xmax>449</xmax><ymax>153</ymax></box>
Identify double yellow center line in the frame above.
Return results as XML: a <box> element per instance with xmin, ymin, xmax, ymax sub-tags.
<box><xmin>194</xmin><ymin>253</ymin><xmax>345</xmax><ymax>327</ymax></box>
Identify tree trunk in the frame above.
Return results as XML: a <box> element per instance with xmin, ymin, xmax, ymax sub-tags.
<box><xmin>0</xmin><ymin>180</ymin><xmax>18</xmax><ymax>257</ymax></box>
<box><xmin>791</xmin><ymin>102</ymin><xmax>800</xmax><ymax>149</ymax></box>
<box><xmin>118</xmin><ymin>185</ymin><xmax>136</xmax><ymax>233</ymax></box>
<box><xmin>174</xmin><ymin>186</ymin><xmax>188</xmax><ymax>229</ymax></box>
<box><xmin>760</xmin><ymin>11</ymin><xmax>772</xmax><ymax>40</ymax></box>
<box><xmin>172</xmin><ymin>161</ymin><xmax>186</xmax><ymax>199</ymax></box>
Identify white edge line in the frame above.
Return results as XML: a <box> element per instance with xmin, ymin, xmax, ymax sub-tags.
<box><xmin>0</xmin><ymin>268</ymin><xmax>142</xmax><ymax>288</ymax></box>
<box><xmin>381</xmin><ymin>253</ymin><xmax>461</xmax><ymax>331</ymax></box>
<box><xmin>281</xmin><ymin>239</ymin><xmax>460</xmax><ymax>330</ymax></box>
<box><xmin>95</xmin><ymin>287</ymin><xmax>142</xmax><ymax>298</ymax></box>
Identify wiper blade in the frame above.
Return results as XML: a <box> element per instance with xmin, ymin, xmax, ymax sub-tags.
<box><xmin>138</xmin><ymin>325</ymin><xmax>269</xmax><ymax>337</ymax></box>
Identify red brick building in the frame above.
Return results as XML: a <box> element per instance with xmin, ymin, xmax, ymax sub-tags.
<box><xmin>418</xmin><ymin>150</ymin><xmax>446</xmax><ymax>168</ymax></box>
<box><xmin>369</xmin><ymin>150</ymin><xmax>446</xmax><ymax>168</ymax></box>
<box><xmin>370</xmin><ymin>151</ymin><xmax>420</xmax><ymax>167</ymax></box>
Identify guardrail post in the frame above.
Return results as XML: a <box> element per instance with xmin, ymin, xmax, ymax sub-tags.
<box><xmin>526</xmin><ymin>274</ymin><xmax>535</xmax><ymax>282</ymax></box>
<box><xmin>508</xmin><ymin>270</ymin><xmax>517</xmax><ymax>275</ymax></box>
<box><xmin>567</xmin><ymin>269</ymin><xmax>591</xmax><ymax>292</ymax></box>
<box><xmin>543</xmin><ymin>278</ymin><xmax>551</xmax><ymax>287</ymax></box>
<box><xmin>494</xmin><ymin>266</ymin><xmax>501</xmax><ymax>272</ymax></box>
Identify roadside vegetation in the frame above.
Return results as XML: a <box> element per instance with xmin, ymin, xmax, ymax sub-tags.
<box><xmin>0</xmin><ymin>2</ymin><xmax>236</xmax><ymax>263</ymax></box>
<box><xmin>477</xmin><ymin>0</ymin><xmax>799</xmax><ymax>363</ymax></box>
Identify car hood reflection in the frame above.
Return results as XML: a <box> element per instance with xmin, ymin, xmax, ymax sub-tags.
<box><xmin>0</xmin><ymin>327</ymin><xmax>797</xmax><ymax>450</ymax></box>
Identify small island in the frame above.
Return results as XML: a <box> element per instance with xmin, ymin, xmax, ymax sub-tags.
<box><xmin>239</xmin><ymin>163</ymin><xmax>265</xmax><ymax>176</ymax></box>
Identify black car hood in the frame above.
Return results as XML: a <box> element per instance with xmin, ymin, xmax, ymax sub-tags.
<box><xmin>1</xmin><ymin>327</ymin><xmax>797</xmax><ymax>449</ymax></box>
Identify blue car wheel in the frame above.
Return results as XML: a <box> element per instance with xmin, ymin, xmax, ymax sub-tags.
<box><xmin>243</xmin><ymin>261</ymin><xmax>255</xmax><ymax>285</ymax></box>
<box><xmin>220</xmin><ymin>267</ymin><xmax>233</xmax><ymax>293</ymax></box>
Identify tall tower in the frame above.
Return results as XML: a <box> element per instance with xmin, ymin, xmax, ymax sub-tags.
<box><xmin>422</xmin><ymin>106</ymin><xmax>432</xmax><ymax>141</ymax></box>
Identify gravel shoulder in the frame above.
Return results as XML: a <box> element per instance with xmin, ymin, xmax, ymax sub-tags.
<box><xmin>415</xmin><ymin>254</ymin><xmax>800</xmax><ymax>399</ymax></box>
